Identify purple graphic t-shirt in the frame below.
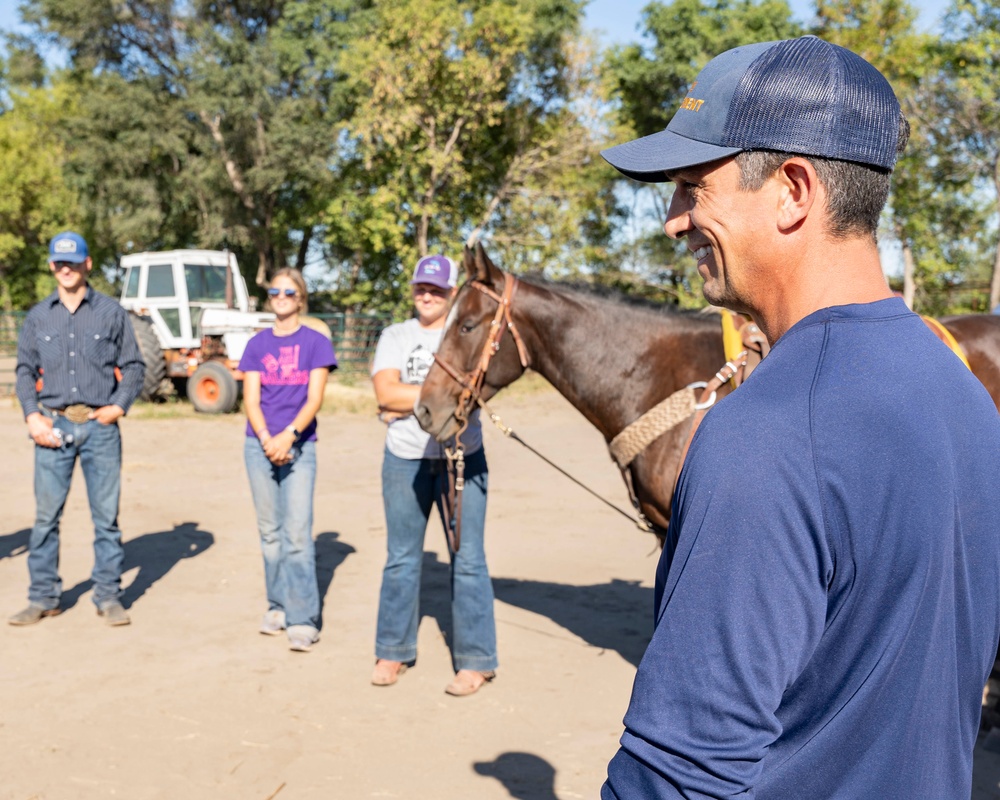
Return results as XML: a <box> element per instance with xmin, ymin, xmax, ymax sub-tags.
<box><xmin>238</xmin><ymin>326</ymin><xmax>338</xmax><ymax>441</ymax></box>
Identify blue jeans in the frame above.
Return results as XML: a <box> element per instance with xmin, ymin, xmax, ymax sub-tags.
<box><xmin>376</xmin><ymin>447</ymin><xmax>497</xmax><ymax>672</ymax></box>
<box><xmin>244</xmin><ymin>438</ymin><xmax>320</xmax><ymax>632</ymax></box>
<box><xmin>29</xmin><ymin>415</ymin><xmax>124</xmax><ymax>609</ymax></box>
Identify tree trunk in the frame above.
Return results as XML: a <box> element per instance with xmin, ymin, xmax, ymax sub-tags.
<box><xmin>296</xmin><ymin>227</ymin><xmax>313</xmax><ymax>271</ymax></box>
<box><xmin>901</xmin><ymin>240</ymin><xmax>916</xmax><ymax>311</ymax></box>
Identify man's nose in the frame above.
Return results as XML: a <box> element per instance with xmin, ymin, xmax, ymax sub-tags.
<box><xmin>663</xmin><ymin>194</ymin><xmax>691</xmax><ymax>241</ymax></box>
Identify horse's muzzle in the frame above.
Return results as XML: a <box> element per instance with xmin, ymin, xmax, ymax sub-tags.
<box><xmin>414</xmin><ymin>401</ymin><xmax>461</xmax><ymax>442</ymax></box>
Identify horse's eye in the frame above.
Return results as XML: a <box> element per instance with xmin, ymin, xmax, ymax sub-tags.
<box><xmin>460</xmin><ymin>319</ymin><xmax>477</xmax><ymax>334</ymax></box>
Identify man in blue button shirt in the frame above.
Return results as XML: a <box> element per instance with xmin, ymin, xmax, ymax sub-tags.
<box><xmin>12</xmin><ymin>231</ymin><xmax>145</xmax><ymax>627</ymax></box>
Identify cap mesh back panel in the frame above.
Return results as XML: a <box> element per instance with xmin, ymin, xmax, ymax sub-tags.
<box><xmin>723</xmin><ymin>37</ymin><xmax>898</xmax><ymax>168</ymax></box>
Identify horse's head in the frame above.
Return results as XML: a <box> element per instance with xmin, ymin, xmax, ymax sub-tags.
<box><xmin>415</xmin><ymin>244</ymin><xmax>530</xmax><ymax>442</ymax></box>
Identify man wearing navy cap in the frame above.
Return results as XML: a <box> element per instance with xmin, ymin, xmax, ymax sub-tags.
<box><xmin>12</xmin><ymin>231</ymin><xmax>145</xmax><ymax>627</ymax></box>
<box><xmin>601</xmin><ymin>36</ymin><xmax>1000</xmax><ymax>797</ymax></box>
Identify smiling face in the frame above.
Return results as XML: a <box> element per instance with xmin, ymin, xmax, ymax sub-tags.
<box><xmin>268</xmin><ymin>274</ymin><xmax>302</xmax><ymax>320</ymax></box>
<box><xmin>49</xmin><ymin>258</ymin><xmax>93</xmax><ymax>293</ymax></box>
<box><xmin>664</xmin><ymin>157</ymin><xmax>774</xmax><ymax>313</ymax></box>
<box><xmin>412</xmin><ymin>282</ymin><xmax>455</xmax><ymax>327</ymax></box>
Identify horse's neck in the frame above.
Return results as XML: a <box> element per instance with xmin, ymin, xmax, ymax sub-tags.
<box><xmin>516</xmin><ymin>284</ymin><xmax>697</xmax><ymax>442</ymax></box>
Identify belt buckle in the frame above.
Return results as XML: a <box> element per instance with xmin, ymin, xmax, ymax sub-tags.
<box><xmin>64</xmin><ymin>404</ymin><xmax>92</xmax><ymax>424</ymax></box>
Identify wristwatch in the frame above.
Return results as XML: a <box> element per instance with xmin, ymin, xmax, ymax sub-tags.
<box><xmin>285</xmin><ymin>424</ymin><xmax>300</xmax><ymax>438</ymax></box>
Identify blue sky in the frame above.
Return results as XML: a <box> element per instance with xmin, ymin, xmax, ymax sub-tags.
<box><xmin>589</xmin><ymin>0</ymin><xmax>954</xmax><ymax>42</ymax></box>
<box><xmin>584</xmin><ymin>0</ymin><xmax>952</xmax><ymax>44</ymax></box>
<box><xmin>0</xmin><ymin>0</ymin><xmax>955</xmax><ymax>49</ymax></box>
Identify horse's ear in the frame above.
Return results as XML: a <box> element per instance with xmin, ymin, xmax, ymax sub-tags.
<box><xmin>473</xmin><ymin>242</ymin><xmax>503</xmax><ymax>288</ymax></box>
<box><xmin>462</xmin><ymin>245</ymin><xmax>478</xmax><ymax>283</ymax></box>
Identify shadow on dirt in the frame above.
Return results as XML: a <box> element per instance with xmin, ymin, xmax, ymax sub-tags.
<box><xmin>58</xmin><ymin>521</ymin><xmax>214</xmax><ymax>611</ymax></box>
<box><xmin>0</xmin><ymin>529</ymin><xmax>30</xmax><ymax>560</ymax></box>
<box><xmin>419</xmin><ymin>551</ymin><xmax>652</xmax><ymax>667</ymax></box>
<box><xmin>419</xmin><ymin>550</ymin><xmax>455</xmax><ymax>644</ymax></box>
<box><xmin>474</xmin><ymin>751</ymin><xmax>559</xmax><ymax>799</ymax></box>
<box><xmin>315</xmin><ymin>531</ymin><xmax>356</xmax><ymax>629</ymax></box>
<box><xmin>491</xmin><ymin>575</ymin><xmax>653</xmax><ymax>667</ymax></box>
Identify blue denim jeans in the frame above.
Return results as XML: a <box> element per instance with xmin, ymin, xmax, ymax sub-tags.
<box><xmin>376</xmin><ymin>447</ymin><xmax>497</xmax><ymax>672</ymax></box>
<box><xmin>244</xmin><ymin>438</ymin><xmax>320</xmax><ymax>632</ymax></box>
<box><xmin>29</xmin><ymin>415</ymin><xmax>124</xmax><ymax>610</ymax></box>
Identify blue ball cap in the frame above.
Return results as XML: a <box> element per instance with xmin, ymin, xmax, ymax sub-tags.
<box><xmin>48</xmin><ymin>231</ymin><xmax>90</xmax><ymax>263</ymax></box>
<box><xmin>410</xmin><ymin>254</ymin><xmax>457</xmax><ymax>290</ymax></box>
<box><xmin>601</xmin><ymin>35</ymin><xmax>903</xmax><ymax>182</ymax></box>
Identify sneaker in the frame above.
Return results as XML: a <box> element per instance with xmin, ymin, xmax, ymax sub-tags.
<box><xmin>287</xmin><ymin>625</ymin><xmax>319</xmax><ymax>653</ymax></box>
<box><xmin>97</xmin><ymin>601</ymin><xmax>131</xmax><ymax>626</ymax></box>
<box><xmin>8</xmin><ymin>603</ymin><xmax>61</xmax><ymax>626</ymax></box>
<box><xmin>259</xmin><ymin>610</ymin><xmax>286</xmax><ymax>636</ymax></box>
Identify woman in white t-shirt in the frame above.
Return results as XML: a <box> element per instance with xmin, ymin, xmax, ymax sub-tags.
<box><xmin>369</xmin><ymin>254</ymin><xmax>497</xmax><ymax>696</ymax></box>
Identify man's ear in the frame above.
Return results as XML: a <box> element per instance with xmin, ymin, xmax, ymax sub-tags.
<box><xmin>774</xmin><ymin>157</ymin><xmax>819</xmax><ymax>232</ymax></box>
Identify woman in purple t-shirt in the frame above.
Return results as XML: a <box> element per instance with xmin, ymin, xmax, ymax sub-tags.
<box><xmin>239</xmin><ymin>268</ymin><xmax>337</xmax><ymax>652</ymax></box>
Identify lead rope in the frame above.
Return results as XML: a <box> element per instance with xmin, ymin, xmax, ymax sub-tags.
<box><xmin>472</xmin><ymin>395</ymin><xmax>659</xmax><ymax>534</ymax></box>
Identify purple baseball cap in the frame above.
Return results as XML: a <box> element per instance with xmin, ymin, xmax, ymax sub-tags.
<box><xmin>48</xmin><ymin>231</ymin><xmax>90</xmax><ymax>263</ymax></box>
<box><xmin>601</xmin><ymin>36</ymin><xmax>902</xmax><ymax>182</ymax></box>
<box><xmin>410</xmin><ymin>254</ymin><xmax>457</xmax><ymax>290</ymax></box>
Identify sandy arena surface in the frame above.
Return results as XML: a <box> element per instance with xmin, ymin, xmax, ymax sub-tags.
<box><xmin>1</xmin><ymin>380</ymin><xmax>999</xmax><ymax>800</ymax></box>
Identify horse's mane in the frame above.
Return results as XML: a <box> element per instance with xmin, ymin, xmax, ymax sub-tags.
<box><xmin>505</xmin><ymin>271</ymin><xmax>707</xmax><ymax>320</ymax></box>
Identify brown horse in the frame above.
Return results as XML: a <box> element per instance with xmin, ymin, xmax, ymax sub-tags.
<box><xmin>416</xmin><ymin>246</ymin><xmax>1000</xmax><ymax>538</ymax></box>
<box><xmin>416</xmin><ymin>246</ymin><xmax>732</xmax><ymax>536</ymax></box>
<box><xmin>939</xmin><ymin>314</ymin><xmax>1000</xmax><ymax>410</ymax></box>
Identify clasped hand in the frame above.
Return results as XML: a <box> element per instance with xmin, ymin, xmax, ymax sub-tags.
<box><xmin>262</xmin><ymin>429</ymin><xmax>296</xmax><ymax>465</ymax></box>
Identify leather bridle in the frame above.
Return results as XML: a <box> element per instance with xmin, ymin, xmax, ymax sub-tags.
<box><xmin>429</xmin><ymin>276</ymin><xmax>530</xmax><ymax>553</ymax></box>
<box><xmin>431</xmin><ymin>276</ymin><xmax>530</xmax><ymax>439</ymax></box>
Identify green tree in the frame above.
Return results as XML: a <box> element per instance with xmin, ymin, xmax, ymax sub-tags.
<box><xmin>0</xmin><ymin>83</ymin><xmax>82</xmax><ymax>311</ymax></box>
<box><xmin>19</xmin><ymin>0</ymin><xmax>360</xmax><ymax>287</ymax></box>
<box><xmin>328</xmin><ymin>0</ymin><xmax>613</xmax><ymax>315</ymax></box>
<box><xmin>933</xmin><ymin>0</ymin><xmax>1000</xmax><ymax>311</ymax></box>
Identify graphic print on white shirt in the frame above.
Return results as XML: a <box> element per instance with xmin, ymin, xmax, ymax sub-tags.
<box><xmin>405</xmin><ymin>344</ymin><xmax>435</xmax><ymax>385</ymax></box>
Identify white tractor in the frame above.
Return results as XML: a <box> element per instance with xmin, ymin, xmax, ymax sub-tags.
<box><xmin>118</xmin><ymin>249</ymin><xmax>275</xmax><ymax>413</ymax></box>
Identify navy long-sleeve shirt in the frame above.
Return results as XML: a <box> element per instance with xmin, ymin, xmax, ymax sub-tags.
<box><xmin>15</xmin><ymin>286</ymin><xmax>146</xmax><ymax>417</ymax></box>
<box><xmin>604</xmin><ymin>299</ymin><xmax>1000</xmax><ymax>799</ymax></box>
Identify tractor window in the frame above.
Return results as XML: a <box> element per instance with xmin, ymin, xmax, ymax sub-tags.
<box><xmin>124</xmin><ymin>268</ymin><xmax>140</xmax><ymax>298</ymax></box>
<box><xmin>185</xmin><ymin>264</ymin><xmax>229</xmax><ymax>302</ymax></box>
<box><xmin>159</xmin><ymin>308</ymin><xmax>182</xmax><ymax>337</ymax></box>
<box><xmin>146</xmin><ymin>264</ymin><xmax>176</xmax><ymax>297</ymax></box>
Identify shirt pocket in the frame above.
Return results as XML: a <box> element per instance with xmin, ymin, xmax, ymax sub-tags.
<box><xmin>85</xmin><ymin>327</ymin><xmax>116</xmax><ymax>368</ymax></box>
<box><xmin>36</xmin><ymin>329</ymin><xmax>63</xmax><ymax>373</ymax></box>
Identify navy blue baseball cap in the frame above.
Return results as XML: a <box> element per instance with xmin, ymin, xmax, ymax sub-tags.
<box><xmin>48</xmin><ymin>231</ymin><xmax>90</xmax><ymax>263</ymax></box>
<box><xmin>601</xmin><ymin>35</ymin><xmax>902</xmax><ymax>182</ymax></box>
<box><xmin>410</xmin><ymin>254</ymin><xmax>457</xmax><ymax>290</ymax></box>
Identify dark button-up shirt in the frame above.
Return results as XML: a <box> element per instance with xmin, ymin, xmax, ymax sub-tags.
<box><xmin>15</xmin><ymin>286</ymin><xmax>146</xmax><ymax>417</ymax></box>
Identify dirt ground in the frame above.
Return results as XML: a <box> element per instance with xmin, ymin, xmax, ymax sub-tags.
<box><xmin>1</xmin><ymin>380</ymin><xmax>999</xmax><ymax>800</ymax></box>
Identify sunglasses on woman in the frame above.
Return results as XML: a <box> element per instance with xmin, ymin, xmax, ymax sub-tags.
<box><xmin>267</xmin><ymin>288</ymin><xmax>298</xmax><ymax>297</ymax></box>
